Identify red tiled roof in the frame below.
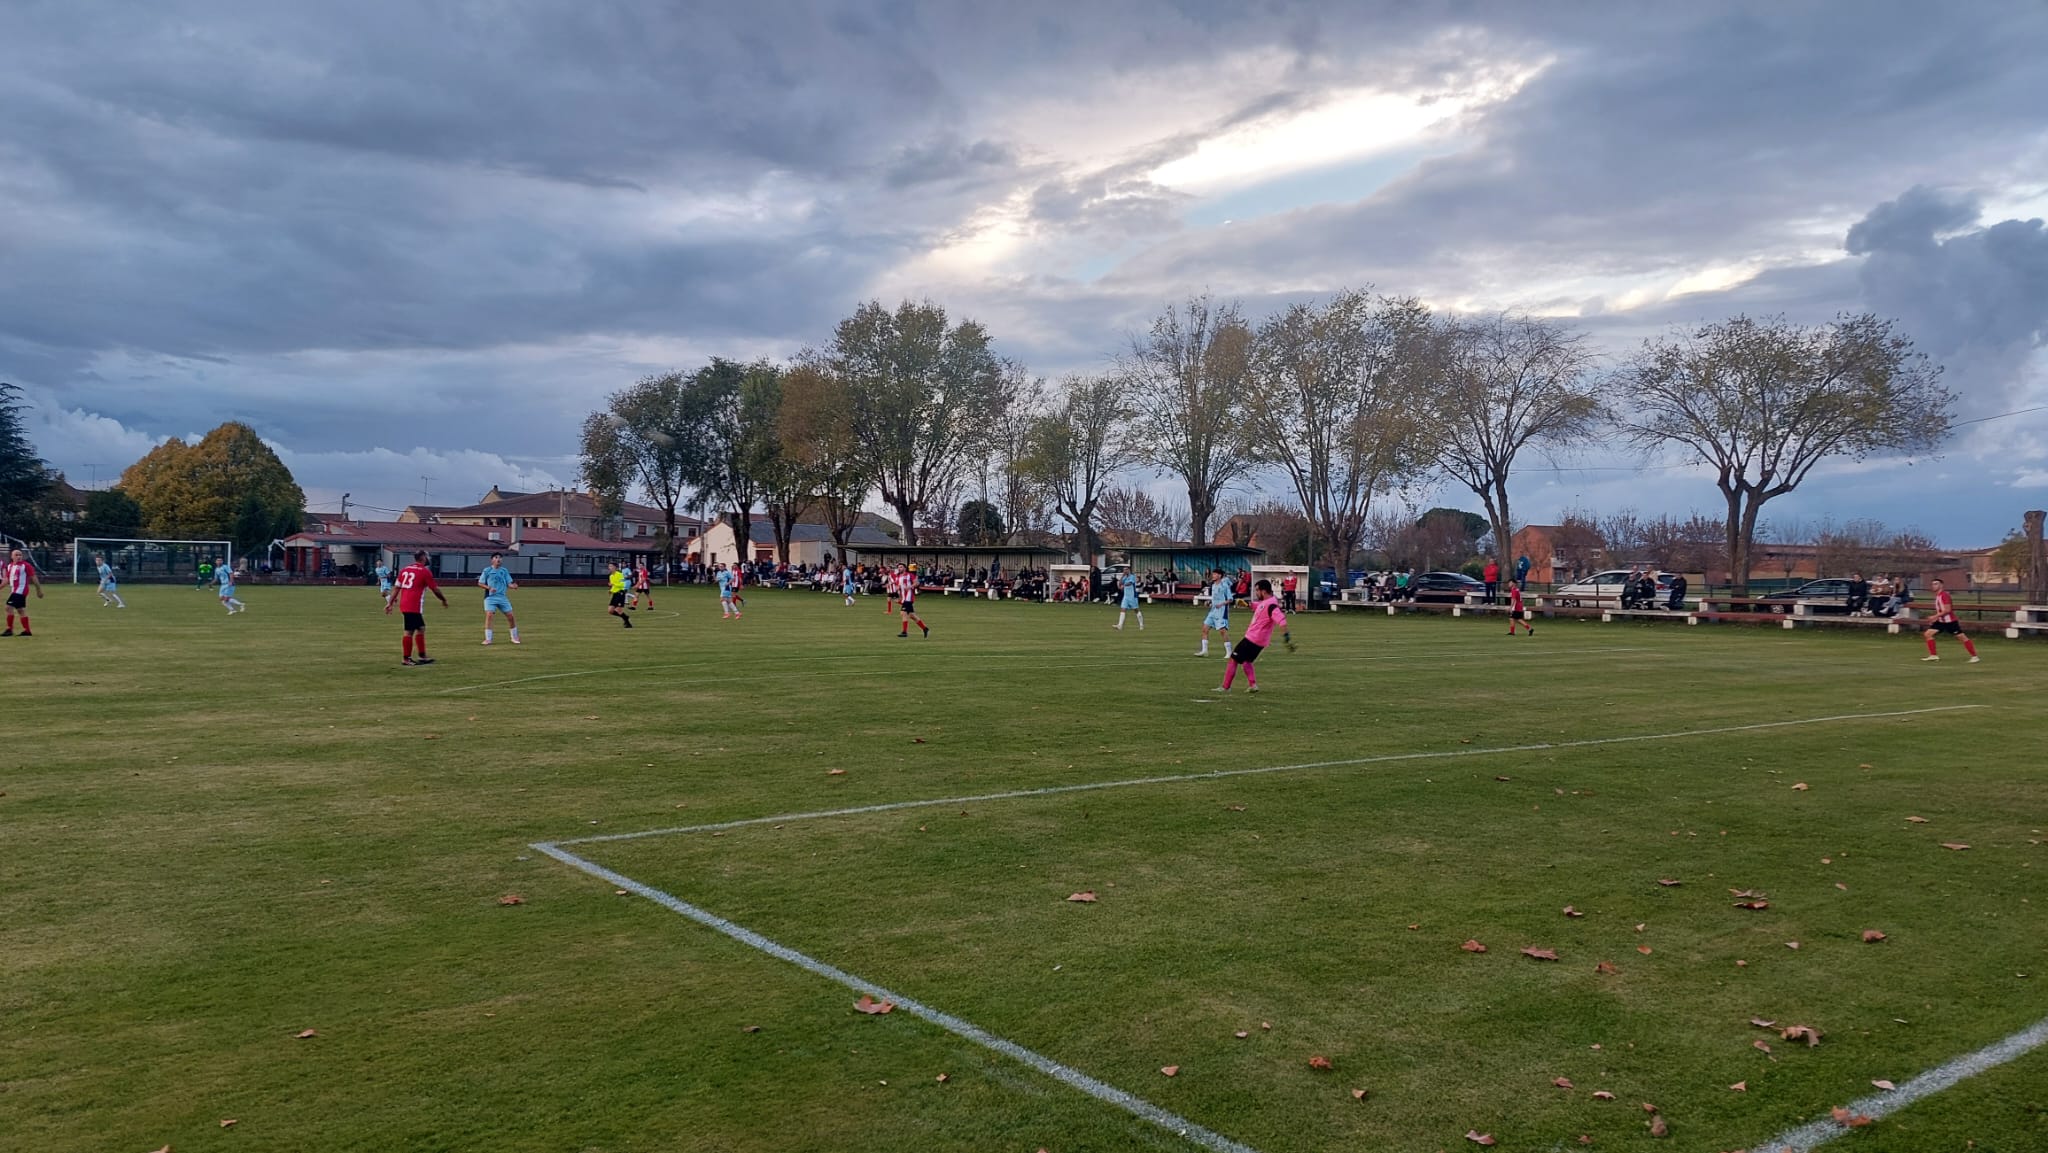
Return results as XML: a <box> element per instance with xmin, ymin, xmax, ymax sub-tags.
<box><xmin>283</xmin><ymin>523</ymin><xmax>639</xmax><ymax>552</ymax></box>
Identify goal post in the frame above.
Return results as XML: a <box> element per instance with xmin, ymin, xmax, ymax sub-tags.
<box><xmin>72</xmin><ymin>538</ymin><xmax>234</xmax><ymax>583</ymax></box>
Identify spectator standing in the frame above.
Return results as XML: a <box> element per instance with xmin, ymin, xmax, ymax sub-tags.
<box><xmin>1482</xmin><ymin>558</ymin><xmax>1500</xmax><ymax>604</ymax></box>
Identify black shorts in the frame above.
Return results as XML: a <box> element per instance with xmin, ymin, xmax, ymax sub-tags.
<box><xmin>1230</xmin><ymin>638</ymin><xmax>1266</xmax><ymax>664</ymax></box>
<box><xmin>609</xmin><ymin>591</ymin><xmax>626</xmax><ymax>607</ymax></box>
<box><xmin>5</xmin><ymin>591</ymin><xmax>24</xmax><ymax>610</ymax></box>
<box><xmin>900</xmin><ymin>598</ymin><xmax>915</xmax><ymax>613</ymax></box>
<box><xmin>1931</xmin><ymin>620</ymin><xmax>1962</xmax><ymax>635</ymax></box>
<box><xmin>402</xmin><ymin>611</ymin><xmax>426</xmax><ymax>632</ymax></box>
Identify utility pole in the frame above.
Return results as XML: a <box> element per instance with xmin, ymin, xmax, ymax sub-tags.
<box><xmin>420</xmin><ymin>476</ymin><xmax>434</xmax><ymax>501</ymax></box>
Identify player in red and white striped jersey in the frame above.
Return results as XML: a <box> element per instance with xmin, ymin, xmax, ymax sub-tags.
<box><xmin>895</xmin><ymin>564</ymin><xmax>927</xmax><ymax>638</ymax></box>
<box><xmin>4</xmin><ymin>548</ymin><xmax>43</xmax><ymax>636</ymax></box>
<box><xmin>1920</xmin><ymin>578</ymin><xmax>1980</xmax><ymax>663</ymax></box>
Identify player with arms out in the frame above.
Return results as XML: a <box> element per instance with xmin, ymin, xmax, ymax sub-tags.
<box><xmin>1196</xmin><ymin>568</ymin><xmax>1232</xmax><ymax>657</ymax></box>
<box><xmin>1214</xmin><ymin>579</ymin><xmax>1292</xmax><ymax>694</ymax></box>
<box><xmin>1114</xmin><ymin>569</ymin><xmax>1143</xmax><ymax>631</ymax></box>
<box><xmin>96</xmin><ymin>554</ymin><xmax>126</xmax><ymax>608</ymax></box>
<box><xmin>217</xmin><ymin>561</ymin><xmax>247</xmax><ymax>613</ymax></box>
<box><xmin>896</xmin><ymin>564</ymin><xmax>928</xmax><ymax>638</ymax></box>
<box><xmin>478</xmin><ymin>552</ymin><xmax>520</xmax><ymax>645</ymax></box>
<box><xmin>386</xmin><ymin>550</ymin><xmax>449</xmax><ymax>665</ymax></box>
<box><xmin>4</xmin><ymin>548</ymin><xmax>42</xmax><ymax>636</ymax></box>
<box><xmin>1505</xmin><ymin>580</ymin><xmax>1533</xmax><ymax>636</ymax></box>
<box><xmin>1920</xmin><ymin>578</ymin><xmax>1979</xmax><ymax>663</ymax></box>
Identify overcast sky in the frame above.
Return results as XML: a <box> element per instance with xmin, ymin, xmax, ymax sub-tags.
<box><xmin>4</xmin><ymin>1</ymin><xmax>2045</xmax><ymax>543</ymax></box>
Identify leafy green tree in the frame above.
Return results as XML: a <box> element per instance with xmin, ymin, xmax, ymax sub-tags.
<box><xmin>80</xmin><ymin>489</ymin><xmax>144</xmax><ymax>539</ymax></box>
<box><xmin>956</xmin><ymin>499</ymin><xmax>1006</xmax><ymax>545</ymax></box>
<box><xmin>1620</xmin><ymin>314</ymin><xmax>1951</xmax><ymax>593</ymax></box>
<box><xmin>1017</xmin><ymin>375</ymin><xmax>1136</xmax><ymax>562</ymax></box>
<box><xmin>119</xmin><ymin>422</ymin><xmax>305</xmax><ymax>547</ymax></box>
<box><xmin>779</xmin><ymin>362</ymin><xmax>873</xmax><ymax>563</ymax></box>
<box><xmin>828</xmin><ymin>300</ymin><xmax>1007</xmax><ymax>544</ymax></box>
<box><xmin>684</xmin><ymin>358</ymin><xmax>771</xmax><ymax>559</ymax></box>
<box><xmin>1121</xmin><ymin>295</ymin><xmax>1255</xmax><ymax>547</ymax></box>
<box><xmin>580</xmin><ymin>371</ymin><xmax>700</xmax><ymax>558</ymax></box>
<box><xmin>0</xmin><ymin>382</ymin><xmax>52</xmax><ymax>541</ymax></box>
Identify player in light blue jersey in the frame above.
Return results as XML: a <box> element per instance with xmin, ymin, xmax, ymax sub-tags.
<box><xmin>217</xmin><ymin>562</ymin><xmax>246</xmax><ymax>614</ymax></box>
<box><xmin>1114</xmin><ymin>570</ymin><xmax>1143</xmax><ymax>631</ymax></box>
<box><xmin>477</xmin><ymin>552</ymin><xmax>520</xmax><ymax>645</ymax></box>
<box><xmin>716</xmin><ymin>563</ymin><xmax>741</xmax><ymax>618</ymax></box>
<box><xmin>842</xmin><ymin>565</ymin><xmax>859</xmax><ymax>607</ymax></box>
<box><xmin>95</xmin><ymin>554</ymin><xmax>126</xmax><ymax>608</ymax></box>
<box><xmin>1196</xmin><ymin>568</ymin><xmax>1231</xmax><ymax>657</ymax></box>
<box><xmin>376</xmin><ymin>560</ymin><xmax>394</xmax><ymax>597</ymax></box>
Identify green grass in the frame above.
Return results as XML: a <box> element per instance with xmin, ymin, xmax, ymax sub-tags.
<box><xmin>3</xmin><ymin>583</ymin><xmax>2044</xmax><ymax>1153</ymax></box>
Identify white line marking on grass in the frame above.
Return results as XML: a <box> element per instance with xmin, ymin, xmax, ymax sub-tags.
<box><xmin>1757</xmin><ymin>1014</ymin><xmax>2048</xmax><ymax>1151</ymax></box>
<box><xmin>559</xmin><ymin>704</ymin><xmax>1984</xmax><ymax>846</ymax></box>
<box><xmin>531</xmin><ymin>841</ymin><xmax>1262</xmax><ymax>1153</ymax></box>
<box><xmin>436</xmin><ymin>644</ymin><xmax>1655</xmax><ymax>694</ymax></box>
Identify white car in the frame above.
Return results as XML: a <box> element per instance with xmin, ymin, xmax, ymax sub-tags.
<box><xmin>1554</xmin><ymin>569</ymin><xmax>1679</xmax><ymax>608</ymax></box>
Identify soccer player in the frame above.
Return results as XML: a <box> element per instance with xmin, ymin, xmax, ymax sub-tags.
<box><xmin>1920</xmin><ymin>578</ymin><xmax>1979</xmax><ymax>663</ymax></box>
<box><xmin>1114</xmin><ymin>569</ymin><xmax>1144</xmax><ymax>631</ymax></box>
<box><xmin>884</xmin><ymin>563</ymin><xmax>900</xmax><ymax>615</ymax></box>
<box><xmin>376</xmin><ymin>559</ymin><xmax>394</xmax><ymax>598</ymax></box>
<box><xmin>632</xmin><ymin>561</ymin><xmax>653</xmax><ymax>609</ymax></box>
<box><xmin>842</xmin><ymin>564</ymin><xmax>860</xmax><ymax>607</ymax></box>
<box><xmin>3</xmin><ymin>548</ymin><xmax>42</xmax><ymax>636</ymax></box>
<box><xmin>196</xmin><ymin>558</ymin><xmax>213</xmax><ymax>591</ymax></box>
<box><xmin>1215</xmin><ymin>580</ymin><xmax>1292</xmax><ymax>694</ymax></box>
<box><xmin>1196</xmin><ymin>568</ymin><xmax>1233</xmax><ymax>657</ymax></box>
<box><xmin>897</xmin><ymin>564</ymin><xmax>928</xmax><ymax>638</ymax></box>
<box><xmin>478</xmin><ymin>553</ymin><xmax>520</xmax><ymax>645</ymax></box>
<box><xmin>1506</xmin><ymin>580</ymin><xmax>1533</xmax><ymax>636</ymax></box>
<box><xmin>217</xmin><ymin>561</ymin><xmax>247</xmax><ymax>614</ymax></box>
<box><xmin>607</xmin><ymin>562</ymin><xmax>634</xmax><ymax>627</ymax></box>
<box><xmin>385</xmin><ymin>549</ymin><xmax>449</xmax><ymax>665</ymax></box>
<box><xmin>95</xmin><ymin>554</ymin><xmax>126</xmax><ymax>608</ymax></box>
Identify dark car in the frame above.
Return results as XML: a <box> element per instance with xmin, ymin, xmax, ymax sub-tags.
<box><xmin>1410</xmin><ymin>571</ymin><xmax>1487</xmax><ymax>603</ymax></box>
<box><xmin>1756</xmin><ymin>578</ymin><xmax>1857</xmax><ymax>614</ymax></box>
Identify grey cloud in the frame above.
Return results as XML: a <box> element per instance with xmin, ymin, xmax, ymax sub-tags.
<box><xmin>883</xmin><ymin>136</ymin><xmax>1018</xmax><ymax>188</ymax></box>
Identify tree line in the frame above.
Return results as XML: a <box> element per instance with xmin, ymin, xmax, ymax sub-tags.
<box><xmin>582</xmin><ymin>294</ymin><xmax>1954</xmax><ymax>593</ymax></box>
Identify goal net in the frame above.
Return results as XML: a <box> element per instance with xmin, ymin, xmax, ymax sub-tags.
<box><xmin>72</xmin><ymin>538</ymin><xmax>234</xmax><ymax>584</ymax></box>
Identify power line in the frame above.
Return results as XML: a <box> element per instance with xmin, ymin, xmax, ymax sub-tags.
<box><xmin>1955</xmin><ymin>403</ymin><xmax>2048</xmax><ymax>427</ymax></box>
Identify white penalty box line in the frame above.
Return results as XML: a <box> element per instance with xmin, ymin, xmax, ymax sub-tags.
<box><xmin>535</xmin><ymin>703</ymin><xmax>2005</xmax><ymax>1153</ymax></box>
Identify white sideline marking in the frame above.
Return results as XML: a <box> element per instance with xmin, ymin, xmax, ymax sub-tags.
<box><xmin>560</xmin><ymin>704</ymin><xmax>1984</xmax><ymax>846</ymax></box>
<box><xmin>1757</xmin><ymin>1014</ymin><xmax>2048</xmax><ymax>1151</ymax></box>
<box><xmin>531</xmin><ymin>841</ymin><xmax>1261</xmax><ymax>1153</ymax></box>
<box><xmin>437</xmin><ymin>644</ymin><xmax>1654</xmax><ymax>693</ymax></box>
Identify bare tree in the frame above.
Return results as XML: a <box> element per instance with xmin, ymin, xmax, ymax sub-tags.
<box><xmin>1096</xmin><ymin>486</ymin><xmax>1173</xmax><ymax>545</ymax></box>
<box><xmin>1017</xmin><ymin>374</ymin><xmax>1138</xmax><ymax>562</ymax></box>
<box><xmin>1550</xmin><ymin>508</ymin><xmax>1606</xmax><ymax>580</ymax></box>
<box><xmin>1620</xmin><ymin>314</ymin><xmax>1951</xmax><ymax>593</ymax></box>
<box><xmin>829</xmin><ymin>299</ymin><xmax>1008</xmax><ymax>544</ymax></box>
<box><xmin>1417</xmin><ymin>312</ymin><xmax>1603</xmax><ymax>565</ymax></box>
<box><xmin>1246</xmin><ymin>289</ymin><xmax>1430</xmax><ymax>573</ymax></box>
<box><xmin>1121</xmin><ymin>294</ymin><xmax>1255</xmax><ymax>546</ymax></box>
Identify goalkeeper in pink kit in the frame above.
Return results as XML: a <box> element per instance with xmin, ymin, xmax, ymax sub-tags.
<box><xmin>1215</xmin><ymin>579</ymin><xmax>1293</xmax><ymax>694</ymax></box>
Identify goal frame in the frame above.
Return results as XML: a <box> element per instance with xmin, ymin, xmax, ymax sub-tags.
<box><xmin>72</xmin><ymin>538</ymin><xmax>234</xmax><ymax>583</ymax></box>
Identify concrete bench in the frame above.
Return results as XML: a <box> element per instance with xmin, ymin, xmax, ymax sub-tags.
<box><xmin>1602</xmin><ymin>607</ymin><xmax>1699</xmax><ymax>625</ymax></box>
<box><xmin>2005</xmin><ymin>606</ymin><xmax>2048</xmax><ymax>639</ymax></box>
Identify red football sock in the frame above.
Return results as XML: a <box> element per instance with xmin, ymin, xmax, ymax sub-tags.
<box><xmin>403</xmin><ymin>635</ymin><xmax>414</xmax><ymax>660</ymax></box>
<box><xmin>1963</xmin><ymin>637</ymin><xmax>1978</xmax><ymax>656</ymax></box>
<box><xmin>1221</xmin><ymin>661</ymin><xmax>1237</xmax><ymax>688</ymax></box>
<box><xmin>1244</xmin><ymin>664</ymin><xmax>1257</xmax><ymax>687</ymax></box>
<box><xmin>15</xmin><ymin>615</ymin><xmax>27</xmax><ymax>631</ymax></box>
<box><xmin>414</xmin><ymin>637</ymin><xmax>427</xmax><ymax>658</ymax></box>
<box><xmin>1925</xmin><ymin>636</ymin><xmax>1937</xmax><ymax>655</ymax></box>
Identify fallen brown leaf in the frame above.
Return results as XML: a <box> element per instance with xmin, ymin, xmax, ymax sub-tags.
<box><xmin>935</xmin><ymin>1073</ymin><xmax>949</xmax><ymax>1083</ymax></box>
<box><xmin>826</xmin><ymin>768</ymin><xmax>846</xmax><ymax>775</ymax></box>
<box><xmin>1751</xmin><ymin>1017</ymin><xmax>1777</xmax><ymax>1028</ymax></box>
<box><xmin>1160</xmin><ymin>1065</ymin><xmax>1179</xmax><ymax>1077</ymax></box>
<box><xmin>497</xmin><ymin>894</ymin><xmax>525</xmax><ymax>906</ymax></box>
<box><xmin>1634</xmin><ymin>922</ymin><xmax>1646</xmax><ymax>932</ymax></box>
<box><xmin>742</xmin><ymin>1025</ymin><xmax>761</xmax><ymax>1033</ymax></box>
<box><xmin>1836</xmin><ymin>882</ymin><xmax>1849</xmax><ymax>891</ymax></box>
<box><xmin>1831</xmin><ymin>1107</ymin><xmax>1873</xmax><ymax>1128</ymax></box>
<box><xmin>1066</xmin><ymin>891</ymin><xmax>1098</xmax><ymax>903</ymax></box>
<box><xmin>1858</xmin><ymin>762</ymin><xmax>1873</xmax><ymax>769</ymax></box>
<box><xmin>1578</xmin><ymin>1137</ymin><xmax>1593</xmax><ymax>1147</ymax></box>
<box><xmin>1553</xmin><ymin>1077</ymin><xmax>1575</xmax><ymax>1089</ymax></box>
<box><xmin>911</xmin><ymin>737</ymin><xmax>925</xmax><ymax>744</ymax></box>
<box><xmin>1940</xmin><ymin>842</ymin><xmax>1970</xmax><ymax>850</ymax></box>
<box><xmin>1642</xmin><ymin>1102</ymin><xmax>1658</xmax><ymax>1114</ymax></box>
<box><xmin>1308</xmin><ymin>1055</ymin><xmax>1333</xmax><ymax>1070</ymax></box>
<box><xmin>1351</xmin><ymin>1088</ymin><xmax>1369</xmax><ymax>1100</ymax></box>
<box><xmin>1754</xmin><ymin>1039</ymin><xmax>1773</xmax><ymax>1053</ymax></box>
<box><xmin>1736</xmin><ymin>959</ymin><xmax>1748</xmax><ymax>967</ymax></box>
<box><xmin>1225</xmin><ymin>804</ymin><xmax>1246</xmax><ymax>812</ymax></box>
<box><xmin>1730</xmin><ymin>888</ymin><xmax>1765</xmax><ymax>898</ymax></box>
<box><xmin>1648</xmin><ymin>1113</ymin><xmax>1669</xmax><ymax>1138</ymax></box>
<box><xmin>1234</xmin><ymin>1031</ymin><xmax>1249</xmax><ymax>1039</ymax></box>
<box><xmin>1465</xmin><ymin>1132</ymin><xmax>1497</xmax><ymax>1146</ymax></box>
<box><xmin>1791</xmin><ymin>782</ymin><xmax>1809</xmax><ymax>791</ymax></box>
<box><xmin>1657</xmin><ymin>878</ymin><xmax>1682</xmax><ymax>887</ymax></box>
<box><xmin>1905</xmin><ymin>815</ymin><xmax>1928</xmax><ymax>823</ymax></box>
<box><xmin>1786</xmin><ymin>941</ymin><xmax>1801</xmax><ymax>949</ymax></box>
<box><xmin>295</xmin><ymin>1029</ymin><xmax>318</xmax><ymax>1039</ymax></box>
<box><xmin>853</xmin><ymin>995</ymin><xmax>894</xmax><ymax>1015</ymax></box>
<box><xmin>1862</xmin><ymin>929</ymin><xmax>1888</xmax><ymax>943</ymax></box>
<box><xmin>1637</xmin><ymin>945</ymin><xmax>1653</xmax><ymax>955</ymax></box>
<box><xmin>1261</xmin><ymin>1021</ymin><xmax>1271</xmax><ymax>1031</ymax></box>
<box><xmin>1733</xmin><ymin>899</ymin><xmax>1771</xmax><ymax>910</ymax></box>
<box><xmin>1595</xmin><ymin>961</ymin><xmax>1619</xmax><ymax>975</ymax></box>
<box><xmin>1563</xmin><ymin>905</ymin><xmax>1585</xmax><ymax>918</ymax></box>
<box><xmin>1729</xmin><ymin>1081</ymin><xmax>1746</xmax><ymax>1091</ymax></box>
<box><xmin>1781</xmin><ymin>1024</ymin><xmax>1821</xmax><ymax>1047</ymax></box>
<box><xmin>219</xmin><ymin>1119</ymin><xmax>238</xmax><ymax>1127</ymax></box>
<box><xmin>1592</xmin><ymin>1090</ymin><xmax>1616</xmax><ymax>1100</ymax></box>
<box><xmin>1872</xmin><ymin>1079</ymin><xmax>1896</xmax><ymax>1091</ymax></box>
<box><xmin>1407</xmin><ymin>923</ymin><xmax>1420</xmax><ymax>930</ymax></box>
<box><xmin>1522</xmin><ymin>946</ymin><xmax>1560</xmax><ymax>961</ymax></box>
<box><xmin>1460</xmin><ymin>939</ymin><xmax>1489</xmax><ymax>953</ymax></box>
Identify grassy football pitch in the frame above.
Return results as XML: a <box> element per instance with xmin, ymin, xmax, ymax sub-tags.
<box><xmin>4</xmin><ymin>583</ymin><xmax>2045</xmax><ymax>1153</ymax></box>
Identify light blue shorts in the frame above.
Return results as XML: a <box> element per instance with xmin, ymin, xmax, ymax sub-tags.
<box><xmin>484</xmin><ymin>594</ymin><xmax>513</xmax><ymax>614</ymax></box>
<box><xmin>1204</xmin><ymin>606</ymin><xmax>1229</xmax><ymax>630</ymax></box>
<box><xmin>1121</xmin><ymin>593</ymin><xmax>1140</xmax><ymax>610</ymax></box>
<box><xmin>219</xmin><ymin>585</ymin><xmax>236</xmax><ymax>598</ymax></box>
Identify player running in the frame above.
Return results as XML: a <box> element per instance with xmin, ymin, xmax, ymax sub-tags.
<box><xmin>1506</xmin><ymin>581</ymin><xmax>1533</xmax><ymax>636</ymax></box>
<box><xmin>896</xmin><ymin>564</ymin><xmax>928</xmax><ymax>638</ymax></box>
<box><xmin>1214</xmin><ymin>580</ymin><xmax>1293</xmax><ymax>694</ymax></box>
<box><xmin>3</xmin><ymin>548</ymin><xmax>43</xmax><ymax>636</ymax></box>
<box><xmin>1920</xmin><ymin>578</ymin><xmax>1979</xmax><ymax>663</ymax></box>
<box><xmin>712</xmin><ymin>562</ymin><xmax>738</xmax><ymax>618</ymax></box>
<box><xmin>1114</xmin><ymin>570</ymin><xmax>1144</xmax><ymax>631</ymax></box>
<box><xmin>842</xmin><ymin>565</ymin><xmax>860</xmax><ymax>607</ymax></box>
<box><xmin>217</xmin><ymin>562</ymin><xmax>247</xmax><ymax>613</ymax></box>
<box><xmin>631</xmin><ymin>562</ymin><xmax>653</xmax><ymax>609</ymax></box>
<box><xmin>95</xmin><ymin>554</ymin><xmax>126</xmax><ymax>608</ymax></box>
<box><xmin>385</xmin><ymin>549</ymin><xmax>449</xmax><ymax>665</ymax></box>
<box><xmin>376</xmin><ymin>559</ymin><xmax>394</xmax><ymax>598</ymax></box>
<box><xmin>1196</xmin><ymin>568</ymin><xmax>1233</xmax><ymax>657</ymax></box>
<box><xmin>478</xmin><ymin>552</ymin><xmax>520</xmax><ymax>645</ymax></box>
<box><xmin>606</xmin><ymin>562</ymin><xmax>634</xmax><ymax>627</ymax></box>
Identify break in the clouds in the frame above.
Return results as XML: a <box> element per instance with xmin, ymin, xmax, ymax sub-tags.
<box><xmin>3</xmin><ymin>1</ymin><xmax>2046</xmax><ymax>541</ymax></box>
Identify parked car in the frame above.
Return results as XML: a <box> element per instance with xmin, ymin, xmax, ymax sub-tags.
<box><xmin>1755</xmin><ymin>578</ymin><xmax>1856</xmax><ymax>614</ymax></box>
<box><xmin>1554</xmin><ymin>569</ymin><xmax>1679</xmax><ymax>608</ymax></box>
<box><xmin>1409</xmin><ymin>571</ymin><xmax>1487</xmax><ymax>602</ymax></box>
